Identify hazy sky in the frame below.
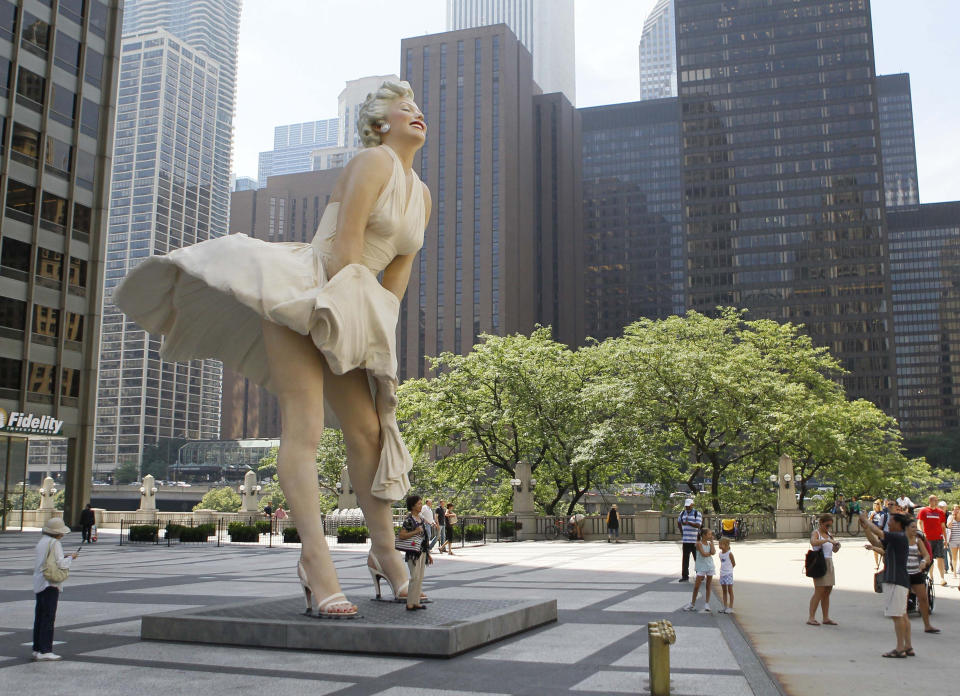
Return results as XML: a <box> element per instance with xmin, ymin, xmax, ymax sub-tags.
<box><xmin>233</xmin><ymin>1</ymin><xmax>959</xmax><ymax>204</ymax></box>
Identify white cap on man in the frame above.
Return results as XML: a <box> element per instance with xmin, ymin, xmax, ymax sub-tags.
<box><xmin>684</xmin><ymin>498</ymin><xmax>694</xmax><ymax>507</ymax></box>
<box><xmin>938</xmin><ymin>501</ymin><xmax>947</xmax><ymax>508</ymax></box>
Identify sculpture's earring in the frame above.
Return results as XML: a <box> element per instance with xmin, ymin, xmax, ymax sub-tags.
<box><xmin>380</xmin><ymin>122</ymin><xmax>391</xmax><ymax>134</ymax></box>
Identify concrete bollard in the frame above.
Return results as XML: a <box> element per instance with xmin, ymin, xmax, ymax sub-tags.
<box><xmin>648</xmin><ymin>619</ymin><xmax>677</xmax><ymax>696</ymax></box>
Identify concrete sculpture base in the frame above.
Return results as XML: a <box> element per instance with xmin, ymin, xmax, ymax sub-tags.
<box><xmin>141</xmin><ymin>596</ymin><xmax>557</xmax><ymax>658</ymax></box>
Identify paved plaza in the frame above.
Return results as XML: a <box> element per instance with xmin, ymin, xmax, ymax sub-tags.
<box><xmin>1</xmin><ymin>530</ymin><xmax>956</xmax><ymax>695</ymax></box>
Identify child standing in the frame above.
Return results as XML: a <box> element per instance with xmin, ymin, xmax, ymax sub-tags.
<box><xmin>683</xmin><ymin>529</ymin><xmax>716</xmax><ymax>613</ymax></box>
<box><xmin>718</xmin><ymin>537</ymin><xmax>736</xmax><ymax>614</ymax></box>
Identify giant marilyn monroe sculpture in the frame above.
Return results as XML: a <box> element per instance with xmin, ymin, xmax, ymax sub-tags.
<box><xmin>114</xmin><ymin>81</ymin><xmax>431</xmax><ymax>618</ymax></box>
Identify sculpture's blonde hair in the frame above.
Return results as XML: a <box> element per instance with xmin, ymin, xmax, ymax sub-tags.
<box><xmin>357</xmin><ymin>80</ymin><xmax>416</xmax><ymax>148</ymax></box>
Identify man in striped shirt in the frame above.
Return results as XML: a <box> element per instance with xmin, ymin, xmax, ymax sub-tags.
<box><xmin>678</xmin><ymin>498</ymin><xmax>702</xmax><ymax>582</ymax></box>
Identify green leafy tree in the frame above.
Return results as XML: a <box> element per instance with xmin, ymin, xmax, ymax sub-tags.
<box><xmin>194</xmin><ymin>486</ymin><xmax>241</xmax><ymax>512</ymax></box>
<box><xmin>588</xmin><ymin>310</ymin><xmax>847</xmax><ymax>513</ymax></box>
<box><xmin>113</xmin><ymin>461</ymin><xmax>140</xmax><ymax>484</ymax></box>
<box><xmin>254</xmin><ymin>430</ymin><xmax>348</xmax><ymax>513</ymax></box>
<box><xmin>2</xmin><ymin>488</ymin><xmax>40</xmax><ymax>514</ymax></box>
<box><xmin>399</xmin><ymin>328</ymin><xmax>627</xmax><ymax>515</ymax></box>
<box><xmin>140</xmin><ymin>437</ymin><xmax>187</xmax><ymax>480</ymax></box>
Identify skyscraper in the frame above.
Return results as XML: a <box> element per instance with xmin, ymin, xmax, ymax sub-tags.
<box><xmin>446</xmin><ymin>0</ymin><xmax>576</xmax><ymax>103</ymax></box>
<box><xmin>0</xmin><ymin>0</ymin><xmax>123</xmax><ymax>524</ymax></box>
<box><xmin>676</xmin><ymin>0</ymin><xmax>896</xmax><ymax>412</ymax></box>
<box><xmin>94</xmin><ymin>1</ymin><xmax>241</xmax><ymax>475</ymax></box>
<box><xmin>399</xmin><ymin>25</ymin><xmax>582</xmax><ymax>378</ymax></box>
<box><xmin>311</xmin><ymin>74</ymin><xmax>399</xmax><ymax>174</ymax></box>
<box><xmin>877</xmin><ymin>73</ymin><xmax>920</xmax><ymax>208</ymax></box>
<box><xmin>257</xmin><ymin>118</ymin><xmax>337</xmax><ymax>187</ymax></box>
<box><xmin>639</xmin><ymin>0</ymin><xmax>677</xmax><ymax>100</ymax></box>
<box><xmin>580</xmin><ymin>98</ymin><xmax>684</xmax><ymax>339</ymax></box>
<box><xmin>887</xmin><ymin>203</ymin><xmax>960</xmax><ymax>437</ymax></box>
<box><xmin>120</xmin><ymin>0</ymin><xmax>240</xmax><ymax>234</ymax></box>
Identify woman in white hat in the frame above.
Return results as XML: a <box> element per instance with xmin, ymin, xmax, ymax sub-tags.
<box><xmin>32</xmin><ymin>517</ymin><xmax>78</xmax><ymax>661</ymax></box>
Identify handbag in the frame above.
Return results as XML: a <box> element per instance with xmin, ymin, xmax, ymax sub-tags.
<box><xmin>873</xmin><ymin>570</ymin><xmax>884</xmax><ymax>593</ymax></box>
<box><xmin>42</xmin><ymin>541</ymin><xmax>69</xmax><ymax>584</ymax></box>
<box><xmin>804</xmin><ymin>547</ymin><xmax>827</xmax><ymax>578</ymax></box>
<box><xmin>395</xmin><ymin>517</ymin><xmax>424</xmax><ymax>553</ymax></box>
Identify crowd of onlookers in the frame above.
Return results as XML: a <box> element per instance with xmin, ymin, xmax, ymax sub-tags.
<box><xmin>807</xmin><ymin>493</ymin><xmax>959</xmax><ymax>658</ymax></box>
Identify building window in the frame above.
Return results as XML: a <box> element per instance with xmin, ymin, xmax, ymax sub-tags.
<box><xmin>51</xmin><ymin>83</ymin><xmax>77</xmax><ymax>126</ymax></box>
<box><xmin>54</xmin><ymin>31</ymin><xmax>81</xmax><ymax>73</ymax></box>
<box><xmin>40</xmin><ymin>191</ymin><xmax>69</xmax><ymax>232</ymax></box>
<box><xmin>84</xmin><ymin>47</ymin><xmax>103</xmax><ymax>87</ymax></box>
<box><xmin>58</xmin><ymin>0</ymin><xmax>84</xmax><ymax>26</ymax></box>
<box><xmin>65</xmin><ymin>312</ymin><xmax>83</xmax><ymax>341</ymax></box>
<box><xmin>33</xmin><ymin>305</ymin><xmax>60</xmax><ymax>338</ymax></box>
<box><xmin>0</xmin><ymin>357</ymin><xmax>23</xmax><ymax>392</ymax></box>
<box><xmin>73</xmin><ymin>202</ymin><xmax>91</xmax><ymax>236</ymax></box>
<box><xmin>36</xmin><ymin>248</ymin><xmax>63</xmax><ymax>284</ymax></box>
<box><xmin>0</xmin><ymin>2</ymin><xmax>17</xmax><ymax>42</ymax></box>
<box><xmin>69</xmin><ymin>257</ymin><xmax>87</xmax><ymax>290</ymax></box>
<box><xmin>21</xmin><ymin>12</ymin><xmax>50</xmax><ymax>57</ymax></box>
<box><xmin>0</xmin><ymin>297</ymin><xmax>27</xmax><ymax>333</ymax></box>
<box><xmin>28</xmin><ymin>361</ymin><xmax>56</xmax><ymax>396</ymax></box>
<box><xmin>16</xmin><ymin>67</ymin><xmax>46</xmax><ymax>110</ymax></box>
<box><xmin>76</xmin><ymin>150</ymin><xmax>95</xmax><ymax>189</ymax></box>
<box><xmin>5</xmin><ymin>180</ymin><xmax>37</xmax><ymax>222</ymax></box>
<box><xmin>62</xmin><ymin>367</ymin><xmax>80</xmax><ymax>397</ymax></box>
<box><xmin>11</xmin><ymin>122</ymin><xmax>41</xmax><ymax>164</ymax></box>
<box><xmin>89</xmin><ymin>0</ymin><xmax>108</xmax><ymax>37</ymax></box>
<box><xmin>80</xmin><ymin>98</ymin><xmax>100</xmax><ymax>137</ymax></box>
<box><xmin>1</xmin><ymin>237</ymin><xmax>31</xmax><ymax>274</ymax></box>
<box><xmin>45</xmin><ymin>135</ymin><xmax>73</xmax><ymax>177</ymax></box>
<box><xmin>0</xmin><ymin>55</ymin><xmax>10</xmax><ymax>97</ymax></box>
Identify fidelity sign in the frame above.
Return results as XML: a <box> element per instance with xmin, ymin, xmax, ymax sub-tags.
<box><xmin>0</xmin><ymin>408</ymin><xmax>65</xmax><ymax>435</ymax></box>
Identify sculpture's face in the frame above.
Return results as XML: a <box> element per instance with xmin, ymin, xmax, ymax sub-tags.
<box><xmin>383</xmin><ymin>98</ymin><xmax>426</xmax><ymax>144</ymax></box>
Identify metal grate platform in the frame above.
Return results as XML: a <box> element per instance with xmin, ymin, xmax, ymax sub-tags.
<box><xmin>141</xmin><ymin>595</ymin><xmax>558</xmax><ymax>657</ymax></box>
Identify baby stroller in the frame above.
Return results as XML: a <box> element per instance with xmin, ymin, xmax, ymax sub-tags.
<box><xmin>907</xmin><ymin>573</ymin><xmax>935</xmax><ymax>614</ymax></box>
<box><xmin>718</xmin><ymin>517</ymin><xmax>745</xmax><ymax>541</ymax></box>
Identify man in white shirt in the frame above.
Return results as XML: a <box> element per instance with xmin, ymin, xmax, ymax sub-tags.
<box><xmin>420</xmin><ymin>498</ymin><xmax>438</xmax><ymax>546</ymax></box>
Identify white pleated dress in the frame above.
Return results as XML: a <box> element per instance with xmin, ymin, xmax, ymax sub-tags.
<box><xmin>113</xmin><ymin>145</ymin><xmax>425</xmax><ymax>501</ymax></box>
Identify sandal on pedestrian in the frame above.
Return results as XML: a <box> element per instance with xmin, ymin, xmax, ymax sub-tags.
<box><xmin>924</xmin><ymin>627</ymin><xmax>941</xmax><ymax>634</ymax></box>
<box><xmin>882</xmin><ymin>650</ymin><xmax>907</xmax><ymax>658</ymax></box>
<box><xmin>904</xmin><ymin>648</ymin><xmax>916</xmax><ymax>656</ymax></box>
<box><xmin>822</xmin><ymin>620</ymin><xmax>838</xmax><ymax>625</ymax></box>
<box><xmin>806</xmin><ymin>620</ymin><xmax>820</xmax><ymax>626</ymax></box>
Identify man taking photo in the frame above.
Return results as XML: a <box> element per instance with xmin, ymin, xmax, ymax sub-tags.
<box><xmin>860</xmin><ymin>509</ymin><xmax>913</xmax><ymax>658</ymax></box>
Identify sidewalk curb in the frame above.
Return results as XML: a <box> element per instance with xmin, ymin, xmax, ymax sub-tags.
<box><xmin>717</xmin><ymin>611</ymin><xmax>788</xmax><ymax>696</ymax></box>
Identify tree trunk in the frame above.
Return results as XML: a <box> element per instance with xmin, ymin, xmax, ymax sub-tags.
<box><xmin>709</xmin><ymin>456</ymin><xmax>722</xmax><ymax>513</ymax></box>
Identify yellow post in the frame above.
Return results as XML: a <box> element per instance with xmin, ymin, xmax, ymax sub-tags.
<box><xmin>647</xmin><ymin>619</ymin><xmax>677</xmax><ymax>696</ymax></box>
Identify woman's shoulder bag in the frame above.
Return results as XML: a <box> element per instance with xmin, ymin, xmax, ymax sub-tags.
<box><xmin>42</xmin><ymin>540</ymin><xmax>69</xmax><ymax>584</ymax></box>
<box><xmin>804</xmin><ymin>547</ymin><xmax>826</xmax><ymax>578</ymax></box>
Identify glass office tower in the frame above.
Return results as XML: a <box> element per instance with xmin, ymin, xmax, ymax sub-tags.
<box><xmin>639</xmin><ymin>0</ymin><xmax>677</xmax><ymax>100</ymax></box>
<box><xmin>256</xmin><ymin>119</ymin><xmax>338</xmax><ymax>188</ymax></box>
<box><xmin>887</xmin><ymin>202</ymin><xmax>960</xmax><ymax>437</ymax></box>
<box><xmin>676</xmin><ymin>0</ymin><xmax>896</xmax><ymax>411</ymax></box>
<box><xmin>94</xmin><ymin>29</ymin><xmax>227</xmax><ymax>474</ymax></box>
<box><xmin>0</xmin><ymin>0</ymin><xmax>122</xmax><ymax>522</ymax></box>
<box><xmin>877</xmin><ymin>73</ymin><xmax>920</xmax><ymax>208</ymax></box>
<box><xmin>580</xmin><ymin>98</ymin><xmax>684</xmax><ymax>339</ymax></box>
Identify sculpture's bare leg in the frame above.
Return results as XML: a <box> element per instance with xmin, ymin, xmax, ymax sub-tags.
<box><xmin>322</xmin><ymin>366</ymin><xmax>408</xmax><ymax>590</ymax></box>
<box><xmin>261</xmin><ymin>319</ymin><xmax>346</xmax><ymax>604</ymax></box>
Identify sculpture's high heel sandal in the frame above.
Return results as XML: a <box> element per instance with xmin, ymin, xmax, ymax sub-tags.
<box><xmin>298</xmin><ymin>559</ymin><xmax>359</xmax><ymax>619</ymax></box>
<box><xmin>368</xmin><ymin>551</ymin><xmax>406</xmax><ymax>603</ymax></box>
<box><xmin>368</xmin><ymin>551</ymin><xmax>431</xmax><ymax>603</ymax></box>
